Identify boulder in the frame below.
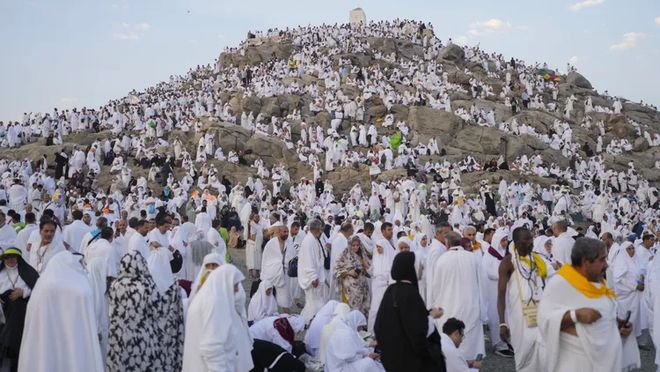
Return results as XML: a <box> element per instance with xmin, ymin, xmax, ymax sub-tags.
<box><xmin>218</xmin><ymin>40</ymin><xmax>294</xmax><ymax>68</ymax></box>
<box><xmin>508</xmin><ymin>110</ymin><xmax>562</xmax><ymax>134</ymax></box>
<box><xmin>454</xmin><ymin>99</ymin><xmax>513</xmax><ymax>123</ymax></box>
<box><xmin>407</xmin><ymin>106</ymin><xmax>463</xmax><ymax>144</ymax></box>
<box><xmin>566</xmin><ymin>72</ymin><xmax>593</xmax><ymax>90</ymax></box>
<box><xmin>606</xmin><ymin>115</ymin><xmax>636</xmax><ymax>139</ymax></box>
<box><xmin>439</xmin><ymin>44</ymin><xmax>465</xmax><ymax>62</ymax></box>
<box><xmin>366</xmin><ymin>37</ymin><xmax>397</xmax><ymax>56</ymax></box>
<box><xmin>453</xmin><ymin>127</ymin><xmax>504</xmax><ymax>155</ymax></box>
<box><xmin>395</xmin><ymin>39</ymin><xmax>424</xmax><ymax>60</ymax></box>
<box><xmin>365</xmin><ymin>105</ymin><xmax>387</xmax><ymax>123</ymax></box>
<box><xmin>241</xmin><ymin>96</ymin><xmax>262</xmax><ymax>115</ymax></box>
<box><xmin>633</xmin><ymin>137</ymin><xmax>649</xmax><ymax>152</ymax></box>
<box><xmin>260</xmin><ymin>97</ymin><xmax>282</xmax><ymax>117</ymax></box>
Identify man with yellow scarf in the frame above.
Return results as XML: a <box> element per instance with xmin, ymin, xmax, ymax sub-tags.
<box><xmin>538</xmin><ymin>237</ymin><xmax>634</xmax><ymax>372</ymax></box>
<box><xmin>497</xmin><ymin>227</ymin><xmax>551</xmax><ymax>371</ymax></box>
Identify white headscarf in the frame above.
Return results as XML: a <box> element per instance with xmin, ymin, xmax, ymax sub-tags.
<box><xmin>491</xmin><ymin>229</ymin><xmax>509</xmax><ymax>252</ymax></box>
<box><xmin>533</xmin><ymin>236</ymin><xmax>552</xmax><ymax>255</ymax></box>
<box><xmin>324</xmin><ymin>310</ymin><xmax>368</xmax><ymax>369</ymax></box>
<box><xmin>304</xmin><ymin>300</ymin><xmax>340</xmax><ymax>357</ymax></box>
<box><xmin>414</xmin><ymin>233</ymin><xmax>429</xmax><ymax>250</ymax></box>
<box><xmin>19</xmin><ymin>251</ymin><xmax>104</xmax><ymax>372</ymax></box>
<box><xmin>182</xmin><ymin>264</ymin><xmax>253</xmax><ymax>372</ymax></box>
<box><xmin>397</xmin><ymin>236</ymin><xmax>413</xmax><ymax>252</ymax></box>
<box><xmin>188</xmin><ymin>252</ymin><xmax>224</xmax><ymax>303</ymax></box>
<box><xmin>613</xmin><ymin>242</ymin><xmax>639</xmax><ymax>283</ymax></box>
<box><xmin>86</xmin><ymin>256</ymin><xmax>110</xmax><ymax>354</ymax></box>
<box><xmin>319</xmin><ymin>303</ymin><xmax>351</xmax><ymax>363</ymax></box>
<box><xmin>247</xmin><ymin>279</ymin><xmax>278</xmax><ymax>322</ymax></box>
<box><xmin>147</xmin><ymin>247</ymin><xmax>175</xmax><ymax>295</ymax></box>
<box><xmin>172</xmin><ymin>222</ymin><xmax>197</xmax><ymax>250</ymax></box>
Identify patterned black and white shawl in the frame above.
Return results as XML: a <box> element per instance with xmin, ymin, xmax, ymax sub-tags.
<box><xmin>107</xmin><ymin>251</ymin><xmax>162</xmax><ymax>372</ymax></box>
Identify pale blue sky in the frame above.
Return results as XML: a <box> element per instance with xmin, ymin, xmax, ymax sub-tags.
<box><xmin>1</xmin><ymin>0</ymin><xmax>658</xmax><ymax>121</ymax></box>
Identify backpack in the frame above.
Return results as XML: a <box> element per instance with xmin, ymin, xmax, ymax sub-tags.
<box><xmin>287</xmin><ymin>257</ymin><xmax>298</xmax><ymax>277</ymax></box>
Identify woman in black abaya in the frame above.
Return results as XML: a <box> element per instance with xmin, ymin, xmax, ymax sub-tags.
<box><xmin>0</xmin><ymin>248</ymin><xmax>39</xmax><ymax>372</ymax></box>
<box><xmin>374</xmin><ymin>251</ymin><xmax>446</xmax><ymax>372</ymax></box>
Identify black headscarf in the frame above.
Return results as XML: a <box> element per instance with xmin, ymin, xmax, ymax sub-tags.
<box><xmin>0</xmin><ymin>250</ymin><xmax>39</xmax><ymax>362</ymax></box>
<box><xmin>0</xmin><ymin>252</ymin><xmax>39</xmax><ymax>290</ymax></box>
<box><xmin>375</xmin><ymin>252</ymin><xmax>446</xmax><ymax>372</ymax></box>
<box><xmin>391</xmin><ymin>251</ymin><xmax>417</xmax><ymax>287</ymax></box>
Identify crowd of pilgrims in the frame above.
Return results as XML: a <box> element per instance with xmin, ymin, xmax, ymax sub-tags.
<box><xmin>0</xmin><ymin>18</ymin><xmax>658</xmax><ymax>372</ymax></box>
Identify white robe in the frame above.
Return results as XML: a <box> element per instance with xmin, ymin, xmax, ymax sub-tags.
<box><xmin>62</xmin><ymin>220</ymin><xmax>92</xmax><ymax>254</ymax></box>
<box><xmin>298</xmin><ymin>233</ymin><xmax>329</xmax><ymax>323</ymax></box>
<box><xmin>87</xmin><ymin>256</ymin><xmax>111</xmax><ymax>358</ymax></box>
<box><xmin>247</xmin><ymin>279</ymin><xmax>278</xmax><ymax>322</ymax></box>
<box><xmin>537</xmin><ymin>274</ymin><xmax>630</xmax><ymax>372</ymax></box>
<box><xmin>245</xmin><ymin>220</ymin><xmax>264</xmax><ymax>271</ymax></box>
<box><xmin>206</xmin><ymin>228</ymin><xmax>227</xmax><ymax>260</ymax></box>
<box><xmin>429</xmin><ymin>247</ymin><xmax>485</xmax><ymax>360</ymax></box>
<box><xmin>260</xmin><ymin>237</ymin><xmax>290</xmax><ymax>308</ymax></box>
<box><xmin>182</xmin><ymin>265</ymin><xmax>253</xmax><ymax>372</ymax></box>
<box><xmin>147</xmin><ymin>247</ymin><xmax>175</xmax><ymax>295</ymax></box>
<box><xmin>424</xmin><ymin>239</ymin><xmax>447</xmax><ymax>305</ymax></box>
<box><xmin>505</xmin><ymin>254</ymin><xmax>547</xmax><ymax>372</ymax></box>
<box><xmin>368</xmin><ymin>238</ymin><xmax>396</xmax><ymax>333</ymax></box>
<box><xmin>440</xmin><ymin>333</ymin><xmax>470</xmax><ymax>372</ymax></box>
<box><xmin>325</xmin><ymin>312</ymin><xmax>383</xmax><ymax>372</ymax></box>
<box><xmin>18</xmin><ymin>251</ymin><xmax>104</xmax><ymax>372</ymax></box>
<box><xmin>304</xmin><ymin>300</ymin><xmax>340</xmax><ymax>357</ymax></box>
<box><xmin>0</xmin><ymin>223</ymin><xmax>18</xmax><ymax>250</ymax></box>
<box><xmin>552</xmin><ymin>232</ymin><xmax>575</xmax><ymax>265</ymax></box>
<box><xmin>28</xmin><ymin>240</ymin><xmax>65</xmax><ymax>274</ymax></box>
<box><xmin>612</xmin><ymin>250</ymin><xmax>643</xmax><ymax>338</ymax></box>
<box><xmin>127</xmin><ymin>233</ymin><xmax>150</xmax><ymax>261</ymax></box>
<box><xmin>481</xmin><ymin>239</ymin><xmax>506</xmax><ymax>350</ymax></box>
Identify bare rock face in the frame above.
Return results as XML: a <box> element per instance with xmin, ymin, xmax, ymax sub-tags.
<box><xmin>606</xmin><ymin>115</ymin><xmax>637</xmax><ymax>139</ymax></box>
<box><xmin>439</xmin><ymin>44</ymin><xmax>465</xmax><ymax>62</ymax></box>
<box><xmin>218</xmin><ymin>39</ymin><xmax>293</xmax><ymax>68</ymax></box>
<box><xmin>326</xmin><ymin>165</ymin><xmax>409</xmax><ymax>196</ymax></box>
<box><xmin>454</xmin><ymin>99</ymin><xmax>514</xmax><ymax>123</ymax></box>
<box><xmin>565</xmin><ymin>72</ymin><xmax>593</xmax><ymax>90</ymax></box>
<box><xmin>507</xmin><ymin>110</ymin><xmax>562</xmax><ymax>133</ymax></box>
<box><xmin>633</xmin><ymin>137</ymin><xmax>650</xmax><ymax>152</ymax></box>
<box><xmin>454</xmin><ymin>127</ymin><xmax>504</xmax><ymax>155</ymax></box>
<box><xmin>408</xmin><ymin>106</ymin><xmax>463</xmax><ymax>141</ymax></box>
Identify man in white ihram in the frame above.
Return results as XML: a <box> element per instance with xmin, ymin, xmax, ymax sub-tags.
<box><xmin>429</xmin><ymin>231</ymin><xmax>486</xmax><ymax>361</ymax></box>
<box><xmin>298</xmin><ymin>219</ymin><xmax>329</xmax><ymax>323</ymax></box>
<box><xmin>260</xmin><ymin>222</ymin><xmax>291</xmax><ymax>313</ymax></box>
<box><xmin>538</xmin><ymin>237</ymin><xmax>638</xmax><ymax>372</ymax></box>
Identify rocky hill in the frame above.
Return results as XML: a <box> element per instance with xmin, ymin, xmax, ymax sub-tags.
<box><xmin>3</xmin><ymin>20</ymin><xmax>659</xmax><ymax>200</ymax></box>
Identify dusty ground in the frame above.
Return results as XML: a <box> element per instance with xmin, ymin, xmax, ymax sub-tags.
<box><xmin>481</xmin><ymin>341</ymin><xmax>655</xmax><ymax>371</ymax></box>
<box><xmin>228</xmin><ymin>247</ymin><xmax>656</xmax><ymax>371</ymax></box>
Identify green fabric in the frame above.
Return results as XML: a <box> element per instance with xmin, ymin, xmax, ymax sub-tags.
<box><xmin>218</xmin><ymin>227</ymin><xmax>229</xmax><ymax>243</ymax></box>
<box><xmin>390</xmin><ymin>131</ymin><xmax>402</xmax><ymax>152</ymax></box>
<box><xmin>217</xmin><ymin>227</ymin><xmax>232</xmax><ymax>263</ymax></box>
